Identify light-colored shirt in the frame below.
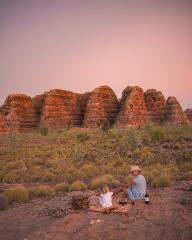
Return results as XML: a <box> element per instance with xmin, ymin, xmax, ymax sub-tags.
<box><xmin>99</xmin><ymin>192</ymin><xmax>113</xmax><ymax>208</ymax></box>
<box><xmin>133</xmin><ymin>174</ymin><xmax>146</xmax><ymax>194</ymax></box>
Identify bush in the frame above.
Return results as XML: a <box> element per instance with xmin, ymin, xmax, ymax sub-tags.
<box><xmin>183</xmin><ymin>171</ymin><xmax>192</xmax><ymax>180</ymax></box>
<box><xmin>69</xmin><ymin>181</ymin><xmax>87</xmax><ymax>191</ymax></box>
<box><xmin>31</xmin><ymin>185</ymin><xmax>54</xmax><ymax>197</ymax></box>
<box><xmin>151</xmin><ymin>175</ymin><xmax>171</xmax><ymax>188</ymax></box>
<box><xmin>150</xmin><ymin>128</ymin><xmax>166</xmax><ymax>141</ymax></box>
<box><xmin>0</xmin><ymin>194</ymin><xmax>9</xmax><ymax>210</ymax></box>
<box><xmin>65</xmin><ymin>170</ymin><xmax>87</xmax><ymax>184</ymax></box>
<box><xmin>101</xmin><ymin>121</ymin><xmax>111</xmax><ymax>132</ymax></box>
<box><xmin>3</xmin><ymin>173</ymin><xmax>20</xmax><ymax>183</ymax></box>
<box><xmin>90</xmin><ymin>174</ymin><xmax>115</xmax><ymax>189</ymax></box>
<box><xmin>5</xmin><ymin>187</ymin><xmax>30</xmax><ymax>203</ymax></box>
<box><xmin>39</xmin><ymin>127</ymin><xmax>49</xmax><ymax>136</ymax></box>
<box><xmin>54</xmin><ymin>183</ymin><xmax>69</xmax><ymax>193</ymax></box>
<box><xmin>80</xmin><ymin>164</ymin><xmax>98</xmax><ymax>177</ymax></box>
<box><xmin>76</xmin><ymin>133</ymin><xmax>89</xmax><ymax>142</ymax></box>
<box><xmin>127</xmin><ymin>130</ymin><xmax>138</xmax><ymax>146</ymax></box>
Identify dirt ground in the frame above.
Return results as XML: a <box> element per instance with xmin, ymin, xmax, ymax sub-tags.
<box><xmin>0</xmin><ymin>181</ymin><xmax>192</xmax><ymax>240</ymax></box>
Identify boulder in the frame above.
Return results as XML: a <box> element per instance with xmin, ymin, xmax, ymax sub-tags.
<box><xmin>40</xmin><ymin>89</ymin><xmax>84</xmax><ymax>128</ymax></box>
<box><xmin>114</xmin><ymin>86</ymin><xmax>149</xmax><ymax>128</ymax></box>
<box><xmin>163</xmin><ymin>97</ymin><xmax>190</xmax><ymax>125</ymax></box>
<box><xmin>144</xmin><ymin>89</ymin><xmax>166</xmax><ymax>124</ymax></box>
<box><xmin>83</xmin><ymin>86</ymin><xmax>119</xmax><ymax>128</ymax></box>
<box><xmin>0</xmin><ymin>94</ymin><xmax>38</xmax><ymax>131</ymax></box>
<box><xmin>184</xmin><ymin>109</ymin><xmax>192</xmax><ymax>123</ymax></box>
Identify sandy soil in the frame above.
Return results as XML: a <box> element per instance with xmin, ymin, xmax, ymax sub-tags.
<box><xmin>0</xmin><ymin>181</ymin><xmax>192</xmax><ymax>240</ymax></box>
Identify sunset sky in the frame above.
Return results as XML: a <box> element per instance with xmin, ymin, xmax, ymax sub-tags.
<box><xmin>0</xmin><ymin>0</ymin><xmax>191</xmax><ymax>109</ymax></box>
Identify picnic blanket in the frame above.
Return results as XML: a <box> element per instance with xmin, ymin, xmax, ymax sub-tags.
<box><xmin>88</xmin><ymin>195</ymin><xmax>132</xmax><ymax>214</ymax></box>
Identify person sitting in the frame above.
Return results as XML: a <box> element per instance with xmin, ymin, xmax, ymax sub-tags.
<box><xmin>99</xmin><ymin>185</ymin><xmax>113</xmax><ymax>208</ymax></box>
<box><xmin>113</xmin><ymin>165</ymin><xmax>146</xmax><ymax>201</ymax></box>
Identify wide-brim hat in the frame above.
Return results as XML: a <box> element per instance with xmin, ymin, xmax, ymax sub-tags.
<box><xmin>130</xmin><ymin>165</ymin><xmax>141</xmax><ymax>172</ymax></box>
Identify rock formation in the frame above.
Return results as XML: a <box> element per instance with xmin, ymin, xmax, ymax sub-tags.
<box><xmin>144</xmin><ymin>89</ymin><xmax>166</xmax><ymax>124</ymax></box>
<box><xmin>83</xmin><ymin>86</ymin><xmax>119</xmax><ymax>128</ymax></box>
<box><xmin>163</xmin><ymin>97</ymin><xmax>190</xmax><ymax>125</ymax></box>
<box><xmin>0</xmin><ymin>113</ymin><xmax>8</xmax><ymax>132</ymax></box>
<box><xmin>0</xmin><ymin>94</ymin><xmax>38</xmax><ymax>131</ymax></box>
<box><xmin>32</xmin><ymin>93</ymin><xmax>47</xmax><ymax>124</ymax></box>
<box><xmin>0</xmin><ymin>86</ymin><xmax>191</xmax><ymax>132</ymax></box>
<box><xmin>115</xmin><ymin>86</ymin><xmax>149</xmax><ymax>128</ymax></box>
<box><xmin>40</xmin><ymin>89</ymin><xmax>84</xmax><ymax>128</ymax></box>
<box><xmin>184</xmin><ymin>109</ymin><xmax>192</xmax><ymax>123</ymax></box>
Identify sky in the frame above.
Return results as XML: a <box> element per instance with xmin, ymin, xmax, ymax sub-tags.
<box><xmin>0</xmin><ymin>0</ymin><xmax>191</xmax><ymax>109</ymax></box>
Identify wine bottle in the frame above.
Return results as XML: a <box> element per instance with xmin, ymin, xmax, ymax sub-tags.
<box><xmin>144</xmin><ymin>193</ymin><xmax>149</xmax><ymax>204</ymax></box>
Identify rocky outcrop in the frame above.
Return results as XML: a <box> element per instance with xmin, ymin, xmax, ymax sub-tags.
<box><xmin>184</xmin><ymin>109</ymin><xmax>192</xmax><ymax>123</ymax></box>
<box><xmin>0</xmin><ymin>86</ymin><xmax>191</xmax><ymax>132</ymax></box>
<box><xmin>83</xmin><ymin>86</ymin><xmax>119</xmax><ymax>128</ymax></box>
<box><xmin>0</xmin><ymin>113</ymin><xmax>8</xmax><ymax>132</ymax></box>
<box><xmin>32</xmin><ymin>93</ymin><xmax>47</xmax><ymax>124</ymax></box>
<box><xmin>40</xmin><ymin>89</ymin><xmax>84</xmax><ymax>128</ymax></box>
<box><xmin>0</xmin><ymin>94</ymin><xmax>38</xmax><ymax>131</ymax></box>
<box><xmin>115</xmin><ymin>86</ymin><xmax>149</xmax><ymax>128</ymax></box>
<box><xmin>144</xmin><ymin>89</ymin><xmax>166</xmax><ymax>124</ymax></box>
<box><xmin>163</xmin><ymin>97</ymin><xmax>190</xmax><ymax>125</ymax></box>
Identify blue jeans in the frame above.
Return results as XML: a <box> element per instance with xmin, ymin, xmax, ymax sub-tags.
<box><xmin>127</xmin><ymin>186</ymin><xmax>145</xmax><ymax>200</ymax></box>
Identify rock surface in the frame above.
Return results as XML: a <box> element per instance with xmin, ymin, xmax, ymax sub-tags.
<box><xmin>32</xmin><ymin>93</ymin><xmax>47</xmax><ymax>125</ymax></box>
<box><xmin>0</xmin><ymin>113</ymin><xmax>8</xmax><ymax>132</ymax></box>
<box><xmin>0</xmin><ymin>86</ymin><xmax>191</xmax><ymax>132</ymax></box>
<box><xmin>185</xmin><ymin>109</ymin><xmax>192</xmax><ymax>123</ymax></box>
<box><xmin>115</xmin><ymin>86</ymin><xmax>149</xmax><ymax>128</ymax></box>
<box><xmin>83</xmin><ymin>86</ymin><xmax>119</xmax><ymax>128</ymax></box>
<box><xmin>0</xmin><ymin>182</ymin><xmax>191</xmax><ymax>240</ymax></box>
<box><xmin>144</xmin><ymin>89</ymin><xmax>166</xmax><ymax>124</ymax></box>
<box><xmin>163</xmin><ymin>97</ymin><xmax>190</xmax><ymax>125</ymax></box>
<box><xmin>40</xmin><ymin>89</ymin><xmax>84</xmax><ymax>128</ymax></box>
<box><xmin>0</xmin><ymin>94</ymin><xmax>38</xmax><ymax>131</ymax></box>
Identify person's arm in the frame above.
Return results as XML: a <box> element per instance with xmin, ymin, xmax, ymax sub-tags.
<box><xmin>121</xmin><ymin>179</ymin><xmax>135</xmax><ymax>188</ymax></box>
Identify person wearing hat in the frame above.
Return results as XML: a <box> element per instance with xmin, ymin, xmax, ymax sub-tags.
<box><xmin>113</xmin><ymin>165</ymin><xmax>146</xmax><ymax>201</ymax></box>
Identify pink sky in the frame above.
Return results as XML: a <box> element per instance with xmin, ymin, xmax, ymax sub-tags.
<box><xmin>0</xmin><ymin>0</ymin><xmax>191</xmax><ymax>109</ymax></box>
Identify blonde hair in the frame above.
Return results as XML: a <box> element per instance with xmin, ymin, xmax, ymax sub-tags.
<box><xmin>102</xmin><ymin>185</ymin><xmax>110</xmax><ymax>193</ymax></box>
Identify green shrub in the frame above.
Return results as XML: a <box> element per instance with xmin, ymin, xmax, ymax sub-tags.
<box><xmin>151</xmin><ymin>175</ymin><xmax>171</xmax><ymax>188</ymax></box>
<box><xmin>76</xmin><ymin>133</ymin><xmax>89</xmax><ymax>142</ymax></box>
<box><xmin>150</xmin><ymin>128</ymin><xmax>166</xmax><ymax>141</ymax></box>
<box><xmin>101</xmin><ymin>121</ymin><xmax>111</xmax><ymax>132</ymax></box>
<box><xmin>5</xmin><ymin>187</ymin><xmax>30</xmax><ymax>203</ymax></box>
<box><xmin>31</xmin><ymin>185</ymin><xmax>54</xmax><ymax>197</ymax></box>
<box><xmin>39</xmin><ymin>127</ymin><xmax>49</xmax><ymax>136</ymax></box>
<box><xmin>54</xmin><ymin>183</ymin><xmax>69</xmax><ymax>193</ymax></box>
<box><xmin>127</xmin><ymin>130</ymin><xmax>138</xmax><ymax>146</ymax></box>
<box><xmin>69</xmin><ymin>181</ymin><xmax>87</xmax><ymax>191</ymax></box>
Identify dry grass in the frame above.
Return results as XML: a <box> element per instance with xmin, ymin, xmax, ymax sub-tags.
<box><xmin>69</xmin><ymin>181</ymin><xmax>87</xmax><ymax>191</ymax></box>
<box><xmin>31</xmin><ymin>185</ymin><xmax>55</xmax><ymax>197</ymax></box>
<box><xmin>5</xmin><ymin>187</ymin><xmax>29</xmax><ymax>203</ymax></box>
<box><xmin>54</xmin><ymin>183</ymin><xmax>69</xmax><ymax>193</ymax></box>
<box><xmin>0</xmin><ymin>125</ymin><xmax>191</xmax><ymax>190</ymax></box>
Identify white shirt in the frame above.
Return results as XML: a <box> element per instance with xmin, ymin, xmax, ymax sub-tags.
<box><xmin>99</xmin><ymin>192</ymin><xmax>113</xmax><ymax>208</ymax></box>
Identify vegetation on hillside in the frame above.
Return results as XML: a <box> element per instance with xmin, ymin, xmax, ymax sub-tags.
<box><xmin>0</xmin><ymin>125</ymin><xmax>191</xmax><ymax>194</ymax></box>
